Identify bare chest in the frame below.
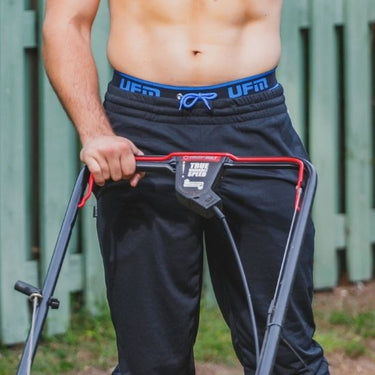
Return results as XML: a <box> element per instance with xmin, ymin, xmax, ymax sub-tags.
<box><xmin>109</xmin><ymin>0</ymin><xmax>282</xmax><ymax>26</ymax></box>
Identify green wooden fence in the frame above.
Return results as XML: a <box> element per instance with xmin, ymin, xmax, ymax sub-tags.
<box><xmin>0</xmin><ymin>0</ymin><xmax>110</xmax><ymax>345</ymax></box>
<box><xmin>0</xmin><ymin>0</ymin><xmax>374</xmax><ymax>345</ymax></box>
<box><xmin>279</xmin><ymin>0</ymin><xmax>375</xmax><ymax>289</ymax></box>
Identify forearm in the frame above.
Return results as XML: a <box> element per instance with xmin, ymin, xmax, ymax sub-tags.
<box><xmin>42</xmin><ymin>20</ymin><xmax>113</xmax><ymax>144</ymax></box>
<box><xmin>42</xmin><ymin>4</ymin><xmax>143</xmax><ymax>186</ymax></box>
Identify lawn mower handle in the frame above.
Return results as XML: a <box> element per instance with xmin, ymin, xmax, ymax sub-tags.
<box><xmin>135</xmin><ymin>153</ymin><xmax>318</xmax><ymax>375</ymax></box>
<box><xmin>16</xmin><ymin>167</ymin><xmax>90</xmax><ymax>375</ymax></box>
<box><xmin>79</xmin><ymin>152</ymin><xmax>307</xmax><ymax>211</ymax></box>
<box><xmin>16</xmin><ymin>152</ymin><xmax>316</xmax><ymax>375</ymax></box>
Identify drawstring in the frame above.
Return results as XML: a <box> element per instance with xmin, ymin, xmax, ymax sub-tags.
<box><xmin>178</xmin><ymin>92</ymin><xmax>218</xmax><ymax>110</ymax></box>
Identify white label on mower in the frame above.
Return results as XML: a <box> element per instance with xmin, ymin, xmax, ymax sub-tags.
<box><xmin>183</xmin><ymin>179</ymin><xmax>204</xmax><ymax>190</ymax></box>
<box><xmin>187</xmin><ymin>162</ymin><xmax>209</xmax><ymax>177</ymax></box>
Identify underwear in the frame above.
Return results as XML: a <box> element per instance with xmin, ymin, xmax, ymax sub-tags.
<box><xmin>112</xmin><ymin>69</ymin><xmax>278</xmax><ymax>100</ymax></box>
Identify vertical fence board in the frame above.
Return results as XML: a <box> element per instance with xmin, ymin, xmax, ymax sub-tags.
<box><xmin>0</xmin><ymin>3</ymin><xmax>38</xmax><ymax>344</ymax></box>
<box><xmin>309</xmin><ymin>0</ymin><xmax>341</xmax><ymax>288</ymax></box>
<box><xmin>333</xmin><ymin>0</ymin><xmax>345</xmax><ymax>25</ymax></box>
<box><xmin>82</xmin><ymin>2</ymin><xmax>111</xmax><ymax>313</ymax></box>
<box><xmin>279</xmin><ymin>0</ymin><xmax>308</xmax><ymax>139</ymax></box>
<box><xmin>298</xmin><ymin>0</ymin><xmax>310</xmax><ymax>28</ymax></box>
<box><xmin>344</xmin><ymin>0</ymin><xmax>373</xmax><ymax>281</ymax></box>
<box><xmin>37</xmin><ymin>0</ymin><xmax>81</xmax><ymax>335</ymax></box>
<box><xmin>38</xmin><ymin>85</ymin><xmax>79</xmax><ymax>336</ymax></box>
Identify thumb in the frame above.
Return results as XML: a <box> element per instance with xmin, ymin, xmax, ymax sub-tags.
<box><xmin>130</xmin><ymin>142</ymin><xmax>144</xmax><ymax>156</ymax></box>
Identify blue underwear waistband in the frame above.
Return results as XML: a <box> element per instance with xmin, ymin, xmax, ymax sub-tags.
<box><xmin>112</xmin><ymin>69</ymin><xmax>278</xmax><ymax>99</ymax></box>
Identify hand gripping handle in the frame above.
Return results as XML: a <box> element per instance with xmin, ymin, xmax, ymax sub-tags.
<box><xmin>78</xmin><ymin>152</ymin><xmax>307</xmax><ymax>211</ymax></box>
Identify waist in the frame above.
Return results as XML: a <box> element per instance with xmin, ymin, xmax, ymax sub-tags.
<box><xmin>111</xmin><ymin>69</ymin><xmax>278</xmax><ymax>100</ymax></box>
<box><xmin>105</xmin><ymin>74</ymin><xmax>286</xmax><ymax>125</ymax></box>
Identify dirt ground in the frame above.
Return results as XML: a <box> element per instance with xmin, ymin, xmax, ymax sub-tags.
<box><xmin>311</xmin><ymin>280</ymin><xmax>375</xmax><ymax>375</ymax></box>
<box><xmin>72</xmin><ymin>355</ymin><xmax>375</xmax><ymax>375</ymax></box>
<box><xmin>71</xmin><ymin>281</ymin><xmax>375</xmax><ymax>375</ymax></box>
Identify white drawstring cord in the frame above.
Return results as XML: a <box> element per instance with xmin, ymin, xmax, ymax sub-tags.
<box><xmin>178</xmin><ymin>92</ymin><xmax>218</xmax><ymax>110</ymax></box>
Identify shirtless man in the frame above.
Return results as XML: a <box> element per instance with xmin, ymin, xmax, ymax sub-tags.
<box><xmin>43</xmin><ymin>1</ymin><xmax>329</xmax><ymax>374</ymax></box>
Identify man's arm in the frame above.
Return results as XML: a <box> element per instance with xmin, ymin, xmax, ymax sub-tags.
<box><xmin>43</xmin><ymin>0</ymin><xmax>143</xmax><ymax>186</ymax></box>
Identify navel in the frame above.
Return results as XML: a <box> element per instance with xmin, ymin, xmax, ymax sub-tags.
<box><xmin>192</xmin><ymin>50</ymin><xmax>202</xmax><ymax>56</ymax></box>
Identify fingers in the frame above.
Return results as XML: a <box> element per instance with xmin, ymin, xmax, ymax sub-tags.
<box><xmin>80</xmin><ymin>135</ymin><xmax>144</xmax><ymax>186</ymax></box>
<box><xmin>119</xmin><ymin>144</ymin><xmax>136</xmax><ymax>179</ymax></box>
<box><xmin>129</xmin><ymin>172</ymin><xmax>145</xmax><ymax>187</ymax></box>
<box><xmin>83</xmin><ymin>155</ymin><xmax>108</xmax><ymax>186</ymax></box>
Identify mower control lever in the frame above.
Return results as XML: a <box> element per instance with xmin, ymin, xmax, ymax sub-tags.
<box><xmin>174</xmin><ymin>155</ymin><xmax>225</xmax><ymax>218</ymax></box>
<box><xmin>14</xmin><ymin>280</ymin><xmax>41</xmax><ymax>299</ymax></box>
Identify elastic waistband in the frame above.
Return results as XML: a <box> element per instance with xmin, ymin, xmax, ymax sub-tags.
<box><xmin>112</xmin><ymin>69</ymin><xmax>278</xmax><ymax>99</ymax></box>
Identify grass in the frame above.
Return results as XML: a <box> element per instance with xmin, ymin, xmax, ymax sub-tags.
<box><xmin>313</xmin><ymin>308</ymin><xmax>375</xmax><ymax>359</ymax></box>
<box><xmin>194</xmin><ymin>300</ymin><xmax>237</xmax><ymax>365</ymax></box>
<box><xmin>1</xmin><ymin>295</ymin><xmax>374</xmax><ymax>374</ymax></box>
<box><xmin>0</xmin><ymin>300</ymin><xmax>238</xmax><ymax>375</ymax></box>
<box><xmin>0</xmin><ymin>305</ymin><xmax>118</xmax><ymax>375</ymax></box>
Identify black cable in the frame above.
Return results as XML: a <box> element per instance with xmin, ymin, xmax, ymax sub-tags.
<box><xmin>212</xmin><ymin>205</ymin><xmax>260</xmax><ymax>366</ymax></box>
<box><xmin>280</xmin><ymin>335</ymin><xmax>309</xmax><ymax>370</ymax></box>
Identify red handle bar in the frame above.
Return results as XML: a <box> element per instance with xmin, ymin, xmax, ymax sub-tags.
<box><xmin>78</xmin><ymin>152</ymin><xmax>305</xmax><ymax>209</ymax></box>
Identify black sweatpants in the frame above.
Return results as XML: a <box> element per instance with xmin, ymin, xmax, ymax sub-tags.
<box><xmin>95</xmin><ymin>79</ymin><xmax>329</xmax><ymax>375</ymax></box>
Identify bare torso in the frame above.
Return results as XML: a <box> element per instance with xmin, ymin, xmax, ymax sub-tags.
<box><xmin>42</xmin><ymin>0</ymin><xmax>284</xmax><ymax>184</ymax></box>
<box><xmin>107</xmin><ymin>0</ymin><xmax>283</xmax><ymax>86</ymax></box>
